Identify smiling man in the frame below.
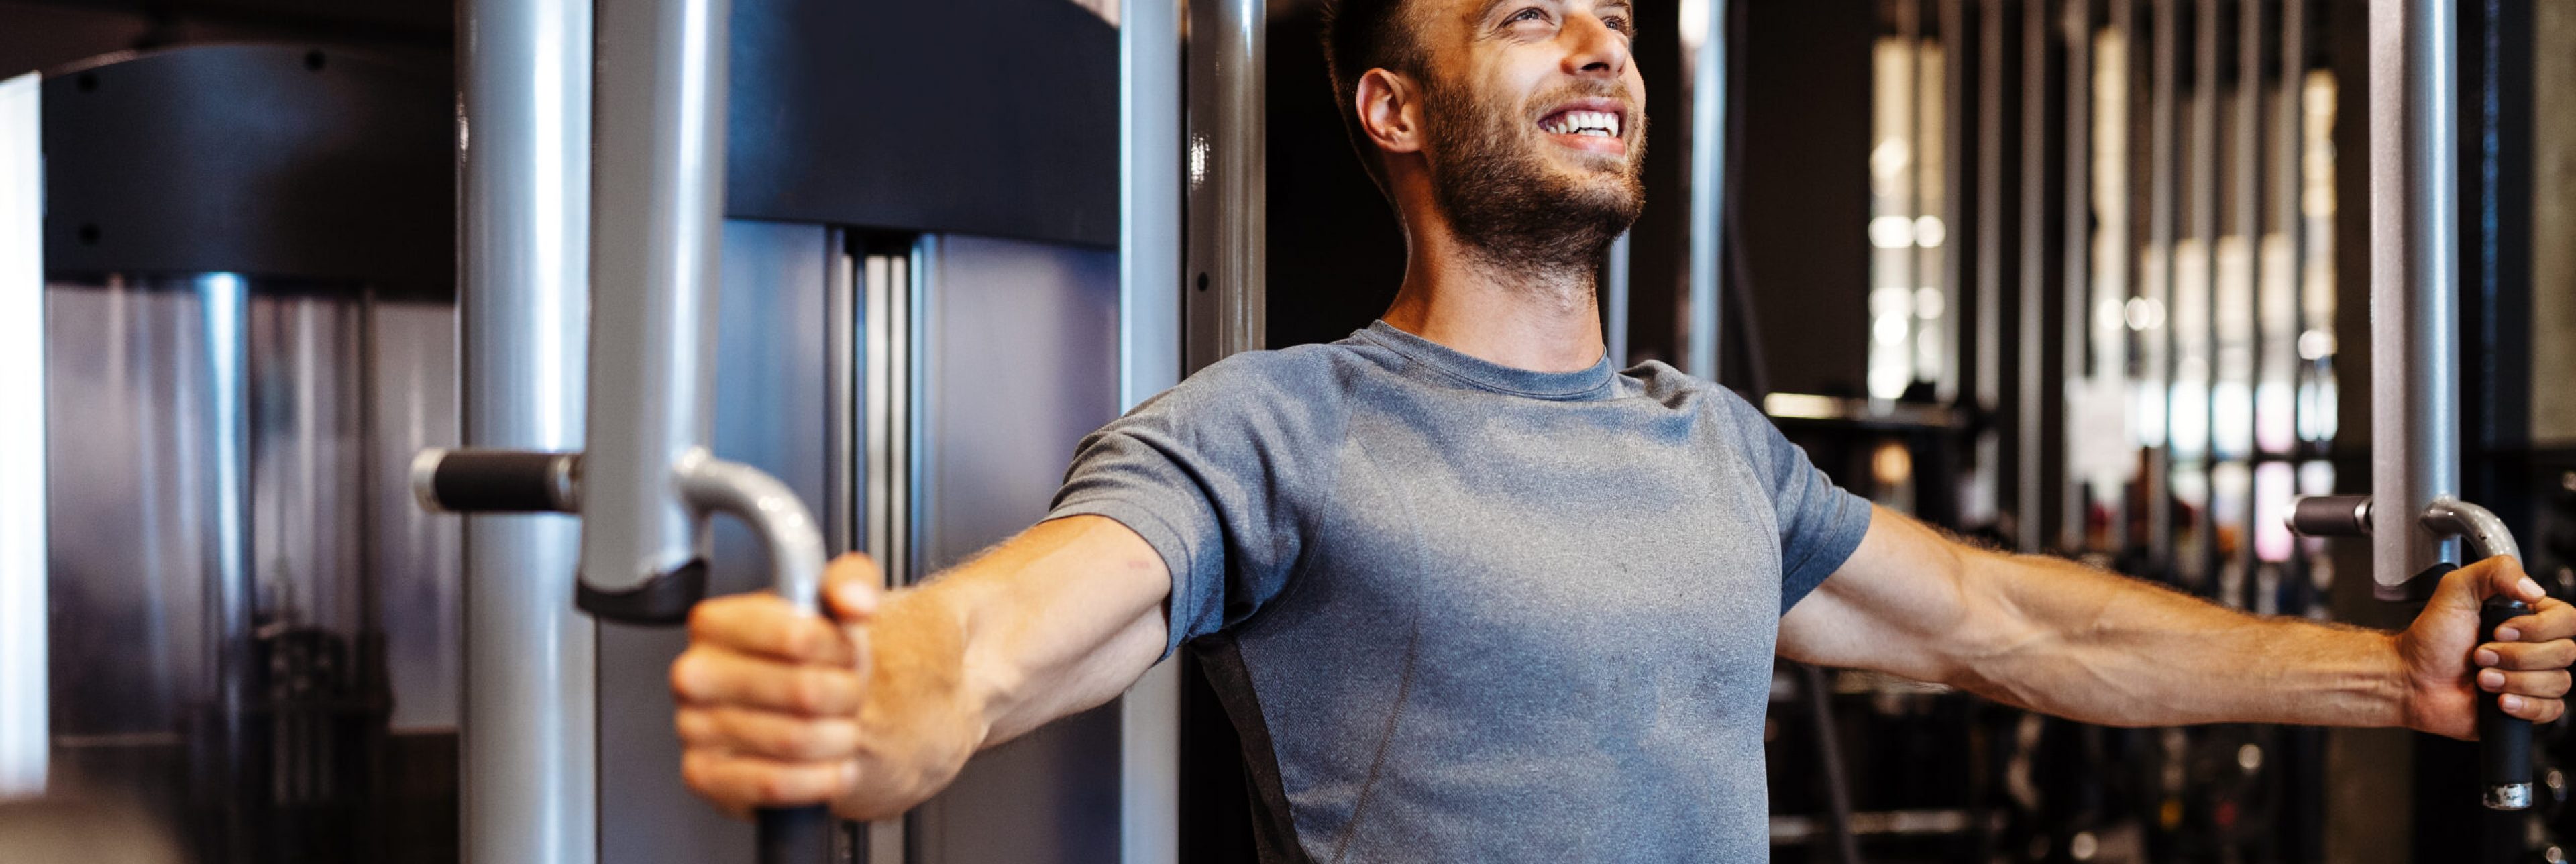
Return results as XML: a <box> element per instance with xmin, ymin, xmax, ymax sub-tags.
<box><xmin>664</xmin><ymin>0</ymin><xmax>2576</xmax><ymax>860</ymax></box>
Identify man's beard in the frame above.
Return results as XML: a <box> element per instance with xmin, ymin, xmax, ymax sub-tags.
<box><xmin>1421</xmin><ymin>77</ymin><xmax>1646</xmax><ymax>279</ymax></box>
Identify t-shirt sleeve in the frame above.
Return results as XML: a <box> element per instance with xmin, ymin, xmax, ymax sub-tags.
<box><xmin>1715</xmin><ymin>390</ymin><xmax>1876</xmax><ymax>614</ymax></box>
<box><xmin>1044</xmin><ymin>354</ymin><xmax>1333</xmax><ymax>658</ymax></box>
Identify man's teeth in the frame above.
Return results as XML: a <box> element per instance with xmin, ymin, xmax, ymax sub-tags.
<box><xmin>1541</xmin><ymin>109</ymin><xmax>1621</xmax><ymax>137</ymax></box>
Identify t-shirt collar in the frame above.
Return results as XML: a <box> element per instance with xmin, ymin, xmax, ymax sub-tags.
<box><xmin>1355</xmin><ymin>320</ymin><xmax>1616</xmax><ymax>401</ymax></box>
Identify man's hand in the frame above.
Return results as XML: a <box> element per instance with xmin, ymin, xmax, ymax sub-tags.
<box><xmin>2397</xmin><ymin>556</ymin><xmax>2576</xmax><ymax>739</ymax></box>
<box><xmin>669</xmin><ymin>553</ymin><xmax>985</xmax><ymax>820</ymax></box>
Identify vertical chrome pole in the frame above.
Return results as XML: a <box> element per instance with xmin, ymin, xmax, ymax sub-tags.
<box><xmin>2368</xmin><ymin>0</ymin><xmax>2461</xmax><ymax>591</ymax></box>
<box><xmin>1185</xmin><ymin>0</ymin><xmax>1267</xmax><ymax>368</ymax></box>
<box><xmin>0</xmin><ymin>72</ymin><xmax>46</xmax><ymax>800</ymax></box>
<box><xmin>857</xmin><ymin>241</ymin><xmax>915</xmax><ymax>862</ymax></box>
<box><xmin>579</xmin><ymin>0</ymin><xmax>731</xmax><ymax>613</ymax></box>
<box><xmin>1121</xmin><ymin>0</ymin><xmax>1185</xmax><ymax>860</ymax></box>
<box><xmin>1685</xmin><ymin>0</ymin><xmax>1728</xmax><ymax>380</ymax></box>
<box><xmin>457</xmin><ymin>0</ymin><xmax>595</xmax><ymax>859</ymax></box>
<box><xmin>1605</xmin><ymin>232</ymin><xmax>1633</xmax><ymax>367</ymax></box>
<box><xmin>199</xmin><ymin>270</ymin><xmax>254</xmax><ymax>861</ymax></box>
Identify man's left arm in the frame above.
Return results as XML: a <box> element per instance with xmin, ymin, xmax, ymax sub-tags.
<box><xmin>1778</xmin><ymin>504</ymin><xmax>2576</xmax><ymax>737</ymax></box>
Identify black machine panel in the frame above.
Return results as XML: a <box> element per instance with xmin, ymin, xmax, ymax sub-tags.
<box><xmin>40</xmin><ymin>44</ymin><xmax>451</xmax><ymax>292</ymax></box>
<box><xmin>727</xmin><ymin>0</ymin><xmax>1121</xmax><ymax>248</ymax></box>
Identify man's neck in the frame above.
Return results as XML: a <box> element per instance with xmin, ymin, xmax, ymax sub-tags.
<box><xmin>1379</xmin><ymin>227</ymin><xmax>1607</xmax><ymax>374</ymax></box>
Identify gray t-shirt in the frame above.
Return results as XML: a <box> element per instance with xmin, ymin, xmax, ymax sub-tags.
<box><xmin>1047</xmin><ymin>321</ymin><xmax>1874</xmax><ymax>863</ymax></box>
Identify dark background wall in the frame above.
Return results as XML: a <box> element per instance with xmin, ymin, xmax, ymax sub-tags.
<box><xmin>0</xmin><ymin>0</ymin><xmax>451</xmax><ymax>76</ymax></box>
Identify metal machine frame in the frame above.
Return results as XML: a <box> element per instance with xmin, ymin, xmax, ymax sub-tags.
<box><xmin>435</xmin><ymin>0</ymin><xmax>1191</xmax><ymax>861</ymax></box>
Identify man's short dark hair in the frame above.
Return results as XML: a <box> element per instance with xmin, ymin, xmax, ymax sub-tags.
<box><xmin>1320</xmin><ymin>0</ymin><xmax>1427</xmax><ymax>192</ymax></box>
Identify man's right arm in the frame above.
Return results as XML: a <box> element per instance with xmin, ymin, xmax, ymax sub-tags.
<box><xmin>669</xmin><ymin>513</ymin><xmax>1171</xmax><ymax>820</ymax></box>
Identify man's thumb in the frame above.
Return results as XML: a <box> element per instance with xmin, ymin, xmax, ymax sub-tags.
<box><xmin>824</xmin><ymin>553</ymin><xmax>887</xmax><ymax>619</ymax></box>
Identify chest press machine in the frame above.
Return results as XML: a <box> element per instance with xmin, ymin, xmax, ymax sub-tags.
<box><xmin>2287</xmin><ymin>0</ymin><xmax>2538</xmax><ymax>828</ymax></box>
<box><xmin>406</xmin><ymin>0</ymin><xmax>836</xmax><ymax>860</ymax></box>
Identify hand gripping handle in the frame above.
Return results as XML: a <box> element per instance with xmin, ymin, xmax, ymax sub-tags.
<box><xmin>676</xmin><ymin>453</ymin><xmax>838</xmax><ymax>860</ymax></box>
<box><xmin>2425</xmin><ymin>498</ymin><xmax>2534</xmax><ymax>811</ymax></box>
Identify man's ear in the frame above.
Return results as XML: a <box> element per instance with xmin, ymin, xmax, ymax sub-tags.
<box><xmin>1355</xmin><ymin>68</ymin><xmax>1425</xmax><ymax>157</ymax></box>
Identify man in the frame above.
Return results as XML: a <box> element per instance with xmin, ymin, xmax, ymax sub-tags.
<box><xmin>667</xmin><ymin>0</ymin><xmax>2576</xmax><ymax>859</ymax></box>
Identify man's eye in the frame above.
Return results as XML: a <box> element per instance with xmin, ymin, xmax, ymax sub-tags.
<box><xmin>1602</xmin><ymin>14</ymin><xmax>1630</xmax><ymax>32</ymax></box>
<box><xmin>1506</xmin><ymin>7</ymin><xmax>1548</xmax><ymax>25</ymax></box>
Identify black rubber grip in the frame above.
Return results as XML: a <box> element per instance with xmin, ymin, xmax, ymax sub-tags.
<box><xmin>431</xmin><ymin>450</ymin><xmax>573</xmax><ymax>512</ymax></box>
<box><xmin>2482</xmin><ymin>594</ymin><xmax>2535</xmax><ymax>809</ymax></box>
<box><xmin>757</xmin><ymin>804</ymin><xmax>833</xmax><ymax>864</ymax></box>
<box><xmin>2288</xmin><ymin>494</ymin><xmax>2372</xmax><ymax>539</ymax></box>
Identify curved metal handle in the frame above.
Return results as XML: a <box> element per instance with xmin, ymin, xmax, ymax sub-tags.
<box><xmin>2421</xmin><ymin>496</ymin><xmax>2522</xmax><ymax>565</ymax></box>
<box><xmin>674</xmin><ymin>451</ymin><xmax>837</xmax><ymax>857</ymax></box>
<box><xmin>2288</xmin><ymin>494</ymin><xmax>2535</xmax><ymax>810</ymax></box>
<box><xmin>2423</xmin><ymin>498</ymin><xmax>2534</xmax><ymax>812</ymax></box>
<box><xmin>674</xmin><ymin>451</ymin><xmax>827</xmax><ymax>616</ymax></box>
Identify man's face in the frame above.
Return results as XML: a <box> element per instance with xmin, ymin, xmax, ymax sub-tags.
<box><xmin>1411</xmin><ymin>0</ymin><xmax>1646</xmax><ymax>272</ymax></box>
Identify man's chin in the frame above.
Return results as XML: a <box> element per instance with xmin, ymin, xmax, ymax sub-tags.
<box><xmin>1552</xmin><ymin>174</ymin><xmax>1646</xmax><ymax>223</ymax></box>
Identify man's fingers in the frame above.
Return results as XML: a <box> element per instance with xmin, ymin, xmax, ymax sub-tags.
<box><xmin>2498</xmin><ymin>598</ymin><xmax>2576</xmax><ymax>643</ymax></box>
<box><xmin>2471</xmin><ymin>555</ymin><xmax>2544</xmax><ymax>606</ymax></box>
<box><xmin>2479</xmin><ymin>639</ymin><xmax>2576</xmax><ymax>671</ymax></box>
<box><xmin>671</xmin><ymin>647</ymin><xmax>864</xmax><ymax>716</ymax></box>
<box><xmin>681</xmin><ymin>749</ymin><xmax>855</xmax><ymax>812</ymax></box>
<box><xmin>826</xmin><ymin>553</ymin><xmax>888</xmax><ymax>620</ymax></box>
<box><xmin>688</xmin><ymin>594</ymin><xmax>855</xmax><ymax>664</ymax></box>
<box><xmin>2499</xmin><ymin>694</ymin><xmax>2568</xmax><ymax>724</ymax></box>
<box><xmin>2477</xmin><ymin>667</ymin><xmax>2573</xmax><ymax>698</ymax></box>
<box><xmin>676</xmin><ymin>705</ymin><xmax>861</xmax><ymax>761</ymax></box>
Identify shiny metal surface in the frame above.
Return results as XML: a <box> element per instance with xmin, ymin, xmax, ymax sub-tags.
<box><xmin>456</xmin><ymin>0</ymin><xmax>596</xmax><ymax>858</ymax></box>
<box><xmin>826</xmin><ymin>241</ymin><xmax>857</xmax><ymax>561</ymax></box>
<box><xmin>858</xmin><ymin>238</ymin><xmax>918</xmax><ymax>862</ymax></box>
<box><xmin>199</xmin><ymin>273</ymin><xmax>254</xmax><ymax>859</ymax></box>
<box><xmin>2421</xmin><ymin>497</ymin><xmax>2521</xmax><ymax>565</ymax></box>
<box><xmin>581</xmin><ymin>0</ymin><xmax>732</xmax><ymax>596</ymax></box>
<box><xmin>595</xmin><ymin>220</ymin><xmax>831</xmax><ymax>864</ymax></box>
<box><xmin>1606</xmin><ymin>231</ymin><xmax>1633</xmax><ymax>366</ymax></box>
<box><xmin>675</xmin><ymin>453</ymin><xmax>826</xmax><ymax>616</ymax></box>
<box><xmin>1119</xmin><ymin>0</ymin><xmax>1185</xmax><ymax>859</ymax></box>
<box><xmin>2368</xmin><ymin>0</ymin><xmax>2462</xmax><ymax>589</ymax></box>
<box><xmin>2485</xmin><ymin>781</ymin><xmax>2532</xmax><ymax>810</ymax></box>
<box><xmin>1184</xmin><ymin>0</ymin><xmax>1267</xmax><ymax>369</ymax></box>
<box><xmin>1685</xmin><ymin>0</ymin><xmax>1728</xmax><ymax>380</ymax></box>
<box><xmin>907</xmin><ymin>234</ymin><xmax>1122</xmax><ymax>864</ymax></box>
<box><xmin>0</xmin><ymin>72</ymin><xmax>44</xmax><ymax>798</ymax></box>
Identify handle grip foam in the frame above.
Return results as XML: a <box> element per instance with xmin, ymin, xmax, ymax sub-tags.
<box><xmin>2481</xmin><ymin>594</ymin><xmax>2536</xmax><ymax>810</ymax></box>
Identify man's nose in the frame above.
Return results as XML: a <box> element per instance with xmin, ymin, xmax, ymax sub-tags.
<box><xmin>1559</xmin><ymin>12</ymin><xmax>1630</xmax><ymax>78</ymax></box>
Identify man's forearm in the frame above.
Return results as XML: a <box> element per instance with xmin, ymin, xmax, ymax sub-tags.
<box><xmin>909</xmin><ymin>515</ymin><xmax>1171</xmax><ymax>748</ymax></box>
<box><xmin>1947</xmin><ymin>551</ymin><xmax>2411</xmax><ymax>729</ymax></box>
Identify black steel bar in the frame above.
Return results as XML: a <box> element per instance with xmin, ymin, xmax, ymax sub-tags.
<box><xmin>2019</xmin><ymin>0</ymin><xmax>2056</xmax><ymax>553</ymax></box>
<box><xmin>2186</xmin><ymin>0</ymin><xmax>2220</xmax><ymax>590</ymax></box>
<box><xmin>1943</xmin><ymin>0</ymin><xmax>1974</xmax><ymax>409</ymax></box>
<box><xmin>2145</xmin><ymin>0</ymin><xmax>2179</xmax><ymax>574</ymax></box>
<box><xmin>2062</xmin><ymin>0</ymin><xmax>2094</xmax><ymax>554</ymax></box>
